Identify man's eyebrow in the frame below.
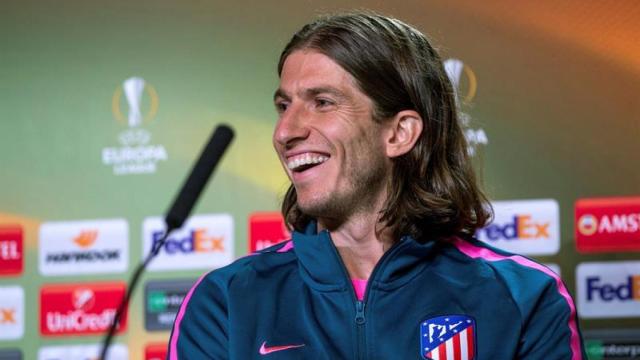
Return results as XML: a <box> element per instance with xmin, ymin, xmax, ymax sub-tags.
<box><xmin>273</xmin><ymin>86</ymin><xmax>350</xmax><ymax>102</ymax></box>
<box><xmin>273</xmin><ymin>88</ymin><xmax>289</xmax><ymax>102</ymax></box>
<box><xmin>306</xmin><ymin>86</ymin><xmax>349</xmax><ymax>101</ymax></box>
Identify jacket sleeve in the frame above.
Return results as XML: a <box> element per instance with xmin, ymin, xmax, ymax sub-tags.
<box><xmin>516</xmin><ymin>272</ymin><xmax>586</xmax><ymax>360</ymax></box>
<box><xmin>167</xmin><ymin>272</ymin><xmax>229</xmax><ymax>360</ymax></box>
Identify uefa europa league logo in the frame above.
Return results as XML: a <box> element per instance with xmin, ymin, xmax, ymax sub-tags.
<box><xmin>443</xmin><ymin>58</ymin><xmax>477</xmax><ymax>106</ymax></box>
<box><xmin>123</xmin><ymin>77</ymin><xmax>146</xmax><ymax>128</ymax></box>
<box><xmin>443</xmin><ymin>59</ymin><xmax>487</xmax><ymax>155</ymax></box>
<box><xmin>111</xmin><ymin>76</ymin><xmax>159</xmax><ymax>146</ymax></box>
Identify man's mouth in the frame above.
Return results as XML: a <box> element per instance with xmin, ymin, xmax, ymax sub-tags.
<box><xmin>286</xmin><ymin>153</ymin><xmax>329</xmax><ymax>172</ymax></box>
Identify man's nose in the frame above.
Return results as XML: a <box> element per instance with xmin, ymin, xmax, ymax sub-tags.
<box><xmin>273</xmin><ymin>102</ymin><xmax>310</xmax><ymax>147</ymax></box>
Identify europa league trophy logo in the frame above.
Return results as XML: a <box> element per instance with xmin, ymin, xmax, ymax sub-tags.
<box><xmin>123</xmin><ymin>77</ymin><xmax>146</xmax><ymax>128</ymax></box>
<box><xmin>443</xmin><ymin>59</ymin><xmax>487</xmax><ymax>155</ymax></box>
<box><xmin>111</xmin><ymin>76</ymin><xmax>159</xmax><ymax>146</ymax></box>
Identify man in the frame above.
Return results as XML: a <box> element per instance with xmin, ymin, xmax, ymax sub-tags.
<box><xmin>169</xmin><ymin>12</ymin><xmax>585</xmax><ymax>359</ymax></box>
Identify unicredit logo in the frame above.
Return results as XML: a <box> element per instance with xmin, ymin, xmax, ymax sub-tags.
<box><xmin>586</xmin><ymin>275</ymin><xmax>640</xmax><ymax>302</ymax></box>
<box><xmin>153</xmin><ymin>228</ymin><xmax>225</xmax><ymax>254</ymax></box>
<box><xmin>40</xmin><ymin>282</ymin><xmax>126</xmax><ymax>336</ymax></box>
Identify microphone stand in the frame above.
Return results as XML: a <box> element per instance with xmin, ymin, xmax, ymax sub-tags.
<box><xmin>99</xmin><ymin>228</ymin><xmax>174</xmax><ymax>360</ymax></box>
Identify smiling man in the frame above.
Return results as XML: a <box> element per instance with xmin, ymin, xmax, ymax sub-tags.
<box><xmin>168</xmin><ymin>13</ymin><xmax>585</xmax><ymax>359</ymax></box>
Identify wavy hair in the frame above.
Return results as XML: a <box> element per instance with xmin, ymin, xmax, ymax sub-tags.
<box><xmin>277</xmin><ymin>12</ymin><xmax>492</xmax><ymax>241</ymax></box>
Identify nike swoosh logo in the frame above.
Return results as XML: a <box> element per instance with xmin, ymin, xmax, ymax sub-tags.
<box><xmin>259</xmin><ymin>341</ymin><xmax>305</xmax><ymax>355</ymax></box>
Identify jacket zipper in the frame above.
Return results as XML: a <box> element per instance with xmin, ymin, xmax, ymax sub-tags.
<box><xmin>325</xmin><ymin>231</ymin><xmax>408</xmax><ymax>360</ymax></box>
<box><xmin>355</xmin><ymin>300</ymin><xmax>366</xmax><ymax>359</ymax></box>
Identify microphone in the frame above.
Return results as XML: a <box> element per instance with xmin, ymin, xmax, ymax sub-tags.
<box><xmin>165</xmin><ymin>124</ymin><xmax>235</xmax><ymax>230</ymax></box>
<box><xmin>100</xmin><ymin>124</ymin><xmax>235</xmax><ymax>360</ymax></box>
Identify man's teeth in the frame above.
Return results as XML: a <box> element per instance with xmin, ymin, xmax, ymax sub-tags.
<box><xmin>287</xmin><ymin>154</ymin><xmax>328</xmax><ymax>170</ymax></box>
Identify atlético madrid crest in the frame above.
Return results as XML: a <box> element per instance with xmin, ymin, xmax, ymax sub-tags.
<box><xmin>420</xmin><ymin>315</ymin><xmax>476</xmax><ymax>360</ymax></box>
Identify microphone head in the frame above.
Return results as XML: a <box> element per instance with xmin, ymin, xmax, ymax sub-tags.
<box><xmin>164</xmin><ymin>124</ymin><xmax>235</xmax><ymax>230</ymax></box>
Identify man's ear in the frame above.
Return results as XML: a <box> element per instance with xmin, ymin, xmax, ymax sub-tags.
<box><xmin>383</xmin><ymin>110</ymin><xmax>423</xmax><ymax>158</ymax></box>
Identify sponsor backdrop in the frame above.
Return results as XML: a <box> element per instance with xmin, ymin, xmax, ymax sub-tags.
<box><xmin>1</xmin><ymin>0</ymin><xmax>639</xmax><ymax>359</ymax></box>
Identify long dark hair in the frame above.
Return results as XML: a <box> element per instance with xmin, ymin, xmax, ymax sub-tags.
<box><xmin>278</xmin><ymin>12</ymin><xmax>492</xmax><ymax>241</ymax></box>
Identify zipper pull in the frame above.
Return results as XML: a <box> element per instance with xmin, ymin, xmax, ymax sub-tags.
<box><xmin>355</xmin><ymin>301</ymin><xmax>365</xmax><ymax>325</ymax></box>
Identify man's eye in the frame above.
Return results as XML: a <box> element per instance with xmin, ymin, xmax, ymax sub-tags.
<box><xmin>315</xmin><ymin>98</ymin><xmax>334</xmax><ymax>108</ymax></box>
<box><xmin>275</xmin><ymin>101</ymin><xmax>289</xmax><ymax>113</ymax></box>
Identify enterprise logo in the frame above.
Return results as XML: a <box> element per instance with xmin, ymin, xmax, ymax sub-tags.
<box><xmin>577</xmin><ymin>261</ymin><xmax>640</xmax><ymax>318</ymax></box>
<box><xmin>142</xmin><ymin>214</ymin><xmax>233</xmax><ymax>271</ymax></box>
<box><xmin>39</xmin><ymin>219</ymin><xmax>129</xmax><ymax>276</ymax></box>
<box><xmin>575</xmin><ymin>197</ymin><xmax>640</xmax><ymax>253</ymax></box>
<box><xmin>476</xmin><ymin>199</ymin><xmax>559</xmax><ymax>255</ymax></box>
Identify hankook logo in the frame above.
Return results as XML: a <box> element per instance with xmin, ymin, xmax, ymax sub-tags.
<box><xmin>39</xmin><ymin>219</ymin><xmax>129</xmax><ymax>276</ymax></box>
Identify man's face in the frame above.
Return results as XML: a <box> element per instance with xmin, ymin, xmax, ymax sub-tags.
<box><xmin>273</xmin><ymin>50</ymin><xmax>392</xmax><ymax>223</ymax></box>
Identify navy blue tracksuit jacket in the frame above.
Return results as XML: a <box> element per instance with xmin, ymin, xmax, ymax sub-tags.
<box><xmin>168</xmin><ymin>222</ymin><xmax>585</xmax><ymax>359</ymax></box>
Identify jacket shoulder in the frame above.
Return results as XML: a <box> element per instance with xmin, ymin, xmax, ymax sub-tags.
<box><xmin>445</xmin><ymin>235</ymin><xmax>584</xmax><ymax>358</ymax></box>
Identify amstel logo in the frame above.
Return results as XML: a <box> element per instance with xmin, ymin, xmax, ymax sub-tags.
<box><xmin>577</xmin><ymin>214</ymin><xmax>598</xmax><ymax>236</ymax></box>
<box><xmin>575</xmin><ymin>197</ymin><xmax>640</xmax><ymax>253</ymax></box>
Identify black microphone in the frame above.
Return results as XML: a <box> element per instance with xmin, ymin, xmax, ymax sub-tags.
<box><xmin>100</xmin><ymin>124</ymin><xmax>235</xmax><ymax>360</ymax></box>
<box><xmin>165</xmin><ymin>124</ymin><xmax>235</xmax><ymax>230</ymax></box>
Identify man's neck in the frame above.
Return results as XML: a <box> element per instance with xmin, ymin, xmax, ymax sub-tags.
<box><xmin>318</xmin><ymin>214</ymin><xmax>395</xmax><ymax>280</ymax></box>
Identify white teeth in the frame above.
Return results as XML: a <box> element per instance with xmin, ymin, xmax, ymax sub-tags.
<box><xmin>287</xmin><ymin>154</ymin><xmax>328</xmax><ymax>170</ymax></box>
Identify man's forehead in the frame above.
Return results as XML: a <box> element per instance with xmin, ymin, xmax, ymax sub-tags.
<box><xmin>275</xmin><ymin>51</ymin><xmax>359</xmax><ymax>100</ymax></box>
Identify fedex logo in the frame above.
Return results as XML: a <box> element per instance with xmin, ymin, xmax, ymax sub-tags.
<box><xmin>0</xmin><ymin>225</ymin><xmax>23</xmax><ymax>276</ymax></box>
<box><xmin>0</xmin><ymin>286</ymin><xmax>24</xmax><ymax>340</ymax></box>
<box><xmin>143</xmin><ymin>214</ymin><xmax>233</xmax><ymax>271</ymax></box>
<box><xmin>586</xmin><ymin>275</ymin><xmax>640</xmax><ymax>302</ymax></box>
<box><xmin>575</xmin><ymin>197</ymin><xmax>640</xmax><ymax>253</ymax></box>
<box><xmin>577</xmin><ymin>261</ymin><xmax>640</xmax><ymax>318</ymax></box>
<box><xmin>476</xmin><ymin>199</ymin><xmax>559</xmax><ymax>255</ymax></box>
<box><xmin>248</xmin><ymin>212</ymin><xmax>290</xmax><ymax>253</ymax></box>
<box><xmin>152</xmin><ymin>228</ymin><xmax>225</xmax><ymax>254</ymax></box>
<box><xmin>479</xmin><ymin>215</ymin><xmax>549</xmax><ymax>240</ymax></box>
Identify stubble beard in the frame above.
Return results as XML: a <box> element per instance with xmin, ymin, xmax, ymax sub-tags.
<box><xmin>296</xmin><ymin>157</ymin><xmax>389</xmax><ymax>228</ymax></box>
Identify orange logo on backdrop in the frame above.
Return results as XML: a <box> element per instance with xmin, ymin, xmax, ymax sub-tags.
<box><xmin>193</xmin><ymin>229</ymin><xmax>224</xmax><ymax>252</ymax></box>
<box><xmin>0</xmin><ymin>308</ymin><xmax>16</xmax><ymax>324</ymax></box>
<box><xmin>73</xmin><ymin>230</ymin><xmax>98</xmax><ymax>248</ymax></box>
